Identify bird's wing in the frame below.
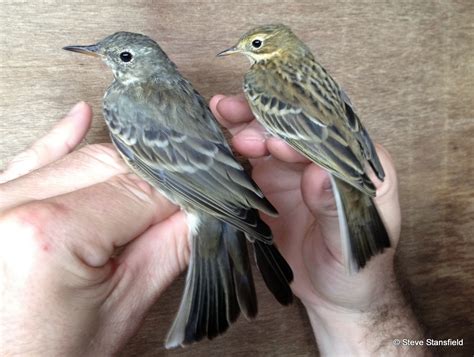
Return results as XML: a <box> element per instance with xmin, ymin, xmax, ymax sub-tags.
<box><xmin>103</xmin><ymin>79</ymin><xmax>276</xmax><ymax>243</ymax></box>
<box><xmin>244</xmin><ymin>59</ymin><xmax>381</xmax><ymax>195</ymax></box>
<box><xmin>339</xmin><ymin>88</ymin><xmax>385</xmax><ymax>180</ymax></box>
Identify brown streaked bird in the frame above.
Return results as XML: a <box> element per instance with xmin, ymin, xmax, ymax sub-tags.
<box><xmin>218</xmin><ymin>24</ymin><xmax>391</xmax><ymax>272</ymax></box>
<box><xmin>63</xmin><ymin>31</ymin><xmax>293</xmax><ymax>348</ymax></box>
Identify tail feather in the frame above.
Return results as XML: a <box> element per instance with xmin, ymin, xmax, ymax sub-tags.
<box><xmin>331</xmin><ymin>176</ymin><xmax>391</xmax><ymax>273</ymax></box>
<box><xmin>165</xmin><ymin>215</ymin><xmax>257</xmax><ymax>349</ymax></box>
<box><xmin>254</xmin><ymin>240</ymin><xmax>294</xmax><ymax>305</ymax></box>
<box><xmin>226</xmin><ymin>228</ymin><xmax>258</xmax><ymax>318</ymax></box>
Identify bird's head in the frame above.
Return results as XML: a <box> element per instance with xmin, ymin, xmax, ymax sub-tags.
<box><xmin>64</xmin><ymin>32</ymin><xmax>174</xmax><ymax>84</ymax></box>
<box><xmin>217</xmin><ymin>24</ymin><xmax>308</xmax><ymax>64</ymax></box>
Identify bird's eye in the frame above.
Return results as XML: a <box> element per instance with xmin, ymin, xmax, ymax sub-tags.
<box><xmin>119</xmin><ymin>51</ymin><xmax>133</xmax><ymax>62</ymax></box>
<box><xmin>252</xmin><ymin>39</ymin><xmax>262</xmax><ymax>48</ymax></box>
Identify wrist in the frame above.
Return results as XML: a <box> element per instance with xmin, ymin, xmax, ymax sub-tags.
<box><xmin>304</xmin><ymin>273</ymin><xmax>427</xmax><ymax>356</ymax></box>
<box><xmin>306</xmin><ymin>303</ymin><xmax>374</xmax><ymax>356</ymax></box>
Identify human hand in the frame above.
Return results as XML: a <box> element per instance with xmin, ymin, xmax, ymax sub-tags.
<box><xmin>210</xmin><ymin>94</ymin><xmax>425</xmax><ymax>355</ymax></box>
<box><xmin>0</xmin><ymin>102</ymin><xmax>189</xmax><ymax>356</ymax></box>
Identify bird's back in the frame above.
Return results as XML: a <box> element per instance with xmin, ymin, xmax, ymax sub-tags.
<box><xmin>103</xmin><ymin>75</ymin><xmax>278</xmax><ymax>241</ymax></box>
<box><xmin>244</xmin><ymin>55</ymin><xmax>382</xmax><ymax>195</ymax></box>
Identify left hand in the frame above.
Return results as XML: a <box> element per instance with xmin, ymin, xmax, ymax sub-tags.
<box><xmin>0</xmin><ymin>102</ymin><xmax>189</xmax><ymax>356</ymax></box>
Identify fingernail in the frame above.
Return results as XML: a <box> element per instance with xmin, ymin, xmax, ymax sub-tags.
<box><xmin>67</xmin><ymin>101</ymin><xmax>85</xmax><ymax>118</ymax></box>
<box><xmin>213</xmin><ymin>94</ymin><xmax>226</xmax><ymax>105</ymax></box>
<box><xmin>214</xmin><ymin>95</ymin><xmax>226</xmax><ymax>116</ymax></box>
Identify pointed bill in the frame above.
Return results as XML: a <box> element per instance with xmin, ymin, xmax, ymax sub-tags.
<box><xmin>216</xmin><ymin>46</ymin><xmax>239</xmax><ymax>57</ymax></box>
<box><xmin>63</xmin><ymin>44</ymin><xmax>100</xmax><ymax>57</ymax></box>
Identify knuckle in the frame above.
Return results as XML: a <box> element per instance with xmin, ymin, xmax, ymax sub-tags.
<box><xmin>76</xmin><ymin>144</ymin><xmax>127</xmax><ymax>172</ymax></box>
<box><xmin>39</xmin><ymin>126</ymin><xmax>75</xmax><ymax>154</ymax></box>
<box><xmin>2</xmin><ymin>148</ymin><xmax>39</xmax><ymax>176</ymax></box>
<box><xmin>30</xmin><ymin>140</ymin><xmax>50</xmax><ymax>159</ymax></box>
<box><xmin>106</xmin><ymin>174</ymin><xmax>155</xmax><ymax>203</ymax></box>
<box><xmin>11</xmin><ymin>148</ymin><xmax>38</xmax><ymax>165</ymax></box>
<box><xmin>5</xmin><ymin>201</ymin><xmax>69</xmax><ymax>241</ymax></box>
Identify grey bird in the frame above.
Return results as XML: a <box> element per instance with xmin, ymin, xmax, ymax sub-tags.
<box><xmin>63</xmin><ymin>32</ymin><xmax>293</xmax><ymax>348</ymax></box>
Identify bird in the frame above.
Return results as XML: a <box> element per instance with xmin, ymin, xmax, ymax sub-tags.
<box><xmin>217</xmin><ymin>24</ymin><xmax>391</xmax><ymax>273</ymax></box>
<box><xmin>63</xmin><ymin>31</ymin><xmax>293</xmax><ymax>348</ymax></box>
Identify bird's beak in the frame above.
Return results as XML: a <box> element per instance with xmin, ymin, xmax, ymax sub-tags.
<box><xmin>216</xmin><ymin>46</ymin><xmax>240</xmax><ymax>57</ymax></box>
<box><xmin>63</xmin><ymin>44</ymin><xmax>100</xmax><ymax>57</ymax></box>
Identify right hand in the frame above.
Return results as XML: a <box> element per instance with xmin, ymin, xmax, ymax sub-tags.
<box><xmin>209</xmin><ymin>94</ymin><xmax>423</xmax><ymax>356</ymax></box>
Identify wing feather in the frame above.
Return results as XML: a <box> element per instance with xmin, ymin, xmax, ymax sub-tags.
<box><xmin>104</xmin><ymin>79</ymin><xmax>277</xmax><ymax>242</ymax></box>
<box><xmin>245</xmin><ymin>58</ymin><xmax>381</xmax><ymax>195</ymax></box>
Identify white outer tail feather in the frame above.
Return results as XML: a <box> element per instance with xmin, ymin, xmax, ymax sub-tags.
<box><xmin>165</xmin><ymin>212</ymin><xmax>201</xmax><ymax>348</ymax></box>
<box><xmin>329</xmin><ymin>175</ymin><xmax>357</xmax><ymax>274</ymax></box>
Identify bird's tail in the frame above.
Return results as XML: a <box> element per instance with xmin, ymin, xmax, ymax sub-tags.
<box><xmin>331</xmin><ymin>176</ymin><xmax>391</xmax><ymax>273</ymax></box>
<box><xmin>165</xmin><ymin>214</ymin><xmax>258</xmax><ymax>348</ymax></box>
<box><xmin>253</xmin><ymin>240</ymin><xmax>293</xmax><ymax>305</ymax></box>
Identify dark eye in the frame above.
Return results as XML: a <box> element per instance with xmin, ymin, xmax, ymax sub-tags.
<box><xmin>252</xmin><ymin>39</ymin><xmax>262</xmax><ymax>48</ymax></box>
<box><xmin>119</xmin><ymin>51</ymin><xmax>133</xmax><ymax>62</ymax></box>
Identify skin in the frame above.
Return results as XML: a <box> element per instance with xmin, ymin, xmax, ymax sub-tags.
<box><xmin>210</xmin><ymin>95</ymin><xmax>427</xmax><ymax>355</ymax></box>
<box><xmin>0</xmin><ymin>102</ymin><xmax>189</xmax><ymax>356</ymax></box>
<box><xmin>0</xmin><ymin>100</ymin><xmax>427</xmax><ymax>356</ymax></box>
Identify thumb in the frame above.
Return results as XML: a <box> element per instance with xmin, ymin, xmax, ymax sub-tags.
<box><xmin>300</xmin><ymin>145</ymin><xmax>400</xmax><ymax>260</ymax></box>
<box><xmin>300</xmin><ymin>163</ymin><xmax>342</xmax><ymax>256</ymax></box>
<box><xmin>87</xmin><ymin>210</ymin><xmax>191</xmax><ymax>351</ymax></box>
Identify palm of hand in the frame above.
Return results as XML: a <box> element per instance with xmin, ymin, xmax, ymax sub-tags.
<box><xmin>250</xmin><ymin>147</ymin><xmax>373</xmax><ymax>311</ymax></box>
<box><xmin>210</xmin><ymin>95</ymin><xmax>400</xmax><ymax>313</ymax></box>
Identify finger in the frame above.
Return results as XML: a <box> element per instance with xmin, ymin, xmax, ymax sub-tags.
<box><xmin>227</xmin><ymin>120</ymin><xmax>310</xmax><ymax>163</ymax></box>
<box><xmin>266</xmin><ymin>137</ymin><xmax>311</xmax><ymax>164</ymax></box>
<box><xmin>299</xmin><ymin>162</ymin><xmax>342</xmax><ymax>259</ymax></box>
<box><xmin>0</xmin><ymin>144</ymin><xmax>129</xmax><ymax>211</ymax></box>
<box><xmin>111</xmin><ymin>211</ymin><xmax>189</xmax><ymax>306</ymax></box>
<box><xmin>210</xmin><ymin>94</ymin><xmax>255</xmax><ymax>134</ymax></box>
<box><xmin>371</xmin><ymin>144</ymin><xmax>398</xmax><ymax>199</ymax></box>
<box><xmin>251</xmin><ymin>156</ymin><xmax>307</xmax><ymax>201</ymax></box>
<box><xmin>5</xmin><ymin>173</ymin><xmax>179</xmax><ymax>270</ymax></box>
<box><xmin>92</xmin><ymin>210</ymin><xmax>190</xmax><ymax>348</ymax></box>
<box><xmin>301</xmin><ymin>164</ymin><xmax>335</xmax><ymax>217</ymax></box>
<box><xmin>301</xmin><ymin>144</ymin><xmax>401</xmax><ymax>253</ymax></box>
<box><xmin>371</xmin><ymin>144</ymin><xmax>401</xmax><ymax>241</ymax></box>
<box><xmin>0</xmin><ymin>102</ymin><xmax>92</xmax><ymax>184</ymax></box>
<box><xmin>210</xmin><ymin>94</ymin><xmax>311</xmax><ymax>163</ymax></box>
<box><xmin>302</xmin><ymin>145</ymin><xmax>399</xmax><ymax>219</ymax></box>
<box><xmin>117</xmin><ymin>210</ymin><xmax>189</xmax><ymax>288</ymax></box>
<box><xmin>230</xmin><ymin>120</ymin><xmax>269</xmax><ymax>158</ymax></box>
